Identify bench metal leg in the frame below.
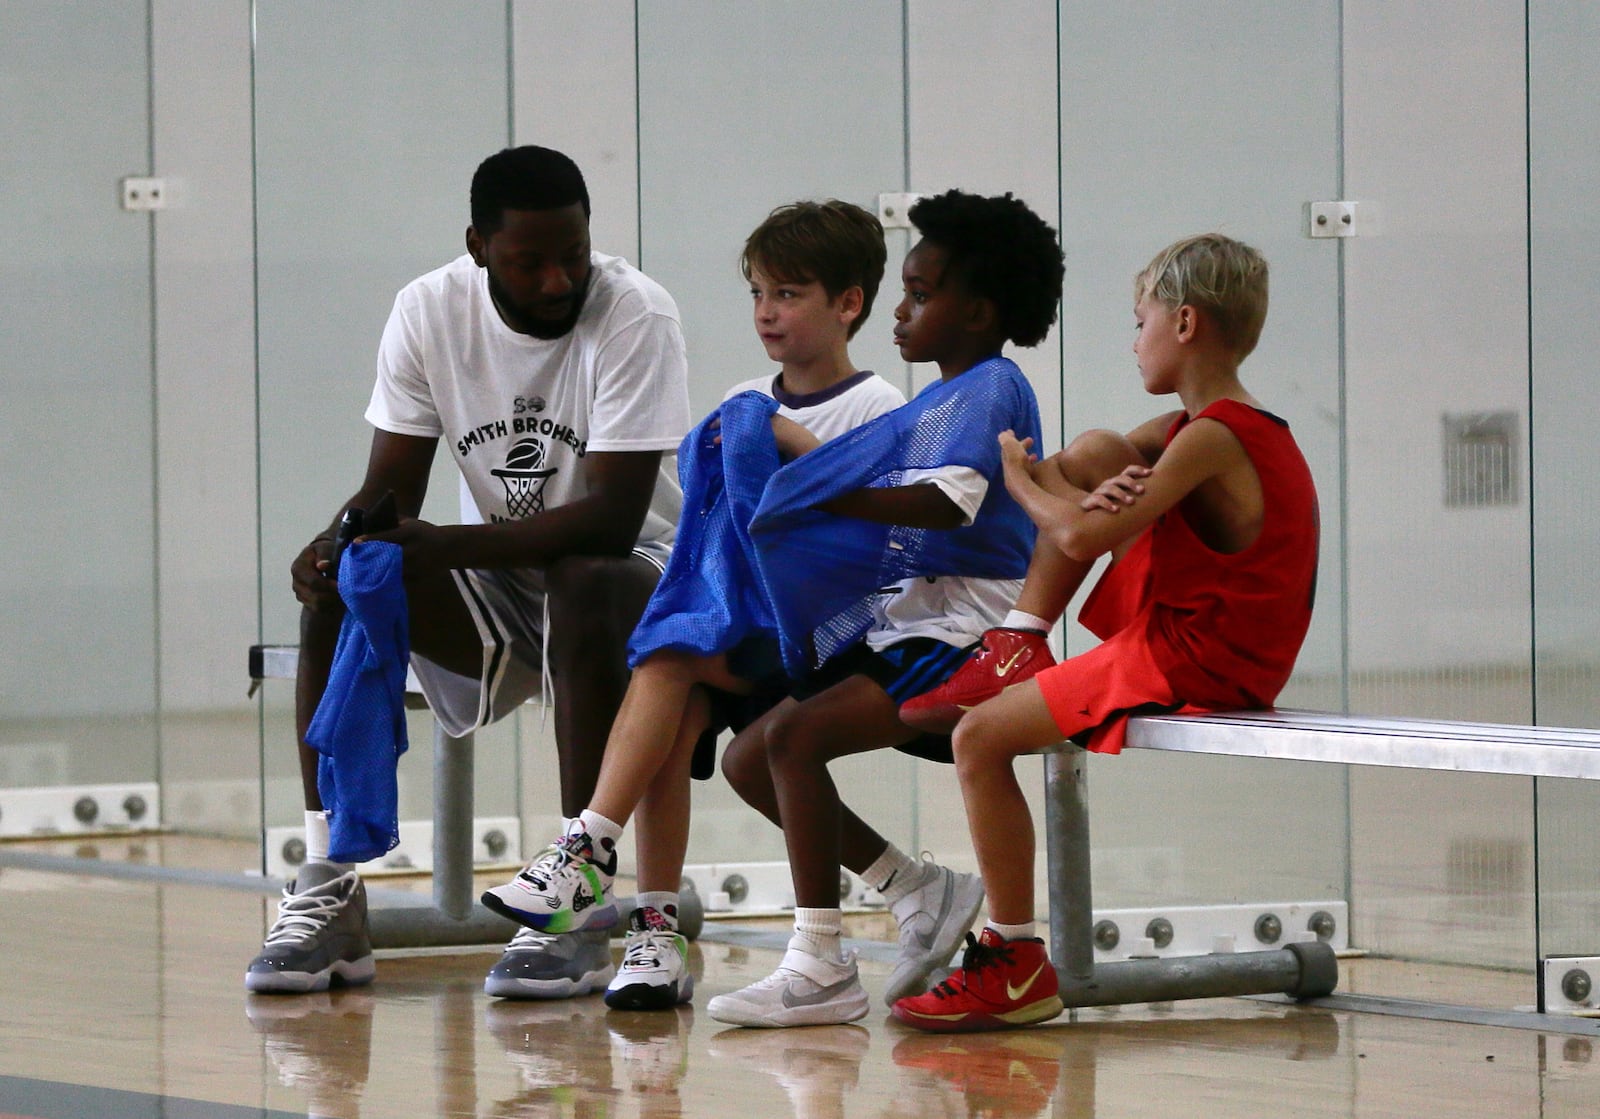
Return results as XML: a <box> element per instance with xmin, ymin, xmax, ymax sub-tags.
<box><xmin>368</xmin><ymin>722</ymin><xmax>522</xmax><ymax>949</ymax></box>
<box><xmin>1044</xmin><ymin>744</ymin><xmax>1339</xmax><ymax>1008</ymax></box>
<box><xmin>433</xmin><ymin>724</ymin><xmax>474</xmax><ymax>919</ymax></box>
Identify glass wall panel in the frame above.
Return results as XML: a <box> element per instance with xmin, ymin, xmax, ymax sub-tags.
<box><xmin>1342</xmin><ymin>1</ymin><xmax>1534</xmax><ymax>976</ymax></box>
<box><xmin>637</xmin><ymin>0</ymin><xmax>910</xmax><ymax>865</ymax></box>
<box><xmin>1530</xmin><ymin>0</ymin><xmax>1600</xmax><ymax>969</ymax></box>
<box><xmin>1058</xmin><ymin>1</ymin><xmax>1348</xmax><ymax>911</ymax></box>
<box><xmin>0</xmin><ymin>4</ymin><xmax>157</xmax><ymax>792</ymax></box>
<box><xmin>253</xmin><ymin>1</ymin><xmax>515</xmax><ymax>854</ymax></box>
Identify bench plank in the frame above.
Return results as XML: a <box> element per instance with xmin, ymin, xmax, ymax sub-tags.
<box><xmin>1126</xmin><ymin>708</ymin><xmax>1600</xmax><ymax>781</ymax></box>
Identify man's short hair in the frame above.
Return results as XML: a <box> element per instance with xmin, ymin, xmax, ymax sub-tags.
<box><xmin>470</xmin><ymin>146</ymin><xmax>591</xmax><ymax>237</ymax></box>
<box><xmin>1136</xmin><ymin>234</ymin><xmax>1270</xmax><ymax>360</ymax></box>
<box><xmin>907</xmin><ymin>190</ymin><xmax>1064</xmax><ymax>348</ymax></box>
<box><xmin>740</xmin><ymin>200</ymin><xmax>888</xmax><ymax>339</ymax></box>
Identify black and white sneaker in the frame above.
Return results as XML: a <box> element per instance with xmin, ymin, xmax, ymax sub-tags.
<box><xmin>605</xmin><ymin>906</ymin><xmax>692</xmax><ymax>1010</ymax></box>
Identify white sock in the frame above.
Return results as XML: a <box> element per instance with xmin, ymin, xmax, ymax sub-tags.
<box><xmin>987</xmin><ymin>918</ymin><xmax>1037</xmax><ymax>942</ymax></box>
<box><xmin>1002</xmin><ymin>610</ymin><xmax>1051</xmax><ymax>634</ymax></box>
<box><xmin>634</xmin><ymin>890</ymin><xmax>681</xmax><ymax>929</ymax></box>
<box><xmin>574</xmin><ymin>808</ymin><xmax>624</xmax><ymax>854</ymax></box>
<box><xmin>863</xmin><ymin>844</ymin><xmax>926</xmax><ymax>905</ymax></box>
<box><xmin>304</xmin><ymin>810</ymin><xmax>332</xmax><ymax>861</ymax></box>
<box><xmin>792</xmin><ymin>907</ymin><xmax>845</xmax><ymax>963</ymax></box>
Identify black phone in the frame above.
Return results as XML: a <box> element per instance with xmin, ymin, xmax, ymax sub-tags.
<box><xmin>328</xmin><ymin>490</ymin><xmax>397</xmax><ymax>580</ymax></box>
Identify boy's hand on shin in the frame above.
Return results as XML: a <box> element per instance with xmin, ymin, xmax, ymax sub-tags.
<box><xmin>1082</xmin><ymin>465</ymin><xmax>1152</xmax><ymax>513</ymax></box>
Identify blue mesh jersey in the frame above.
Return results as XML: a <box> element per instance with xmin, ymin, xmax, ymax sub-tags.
<box><xmin>305</xmin><ymin>539</ymin><xmax>411</xmax><ymax>864</ymax></box>
<box><xmin>630</xmin><ymin>355</ymin><xmax>1042</xmax><ymax>677</ymax></box>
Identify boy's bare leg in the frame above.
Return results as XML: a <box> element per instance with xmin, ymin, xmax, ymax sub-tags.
<box><xmin>630</xmin><ymin>683</ymin><xmax>711</xmax><ymax>894</ymax></box>
<box><xmin>948</xmin><ymin>679</ymin><xmax>1064</xmax><ymax>925</ymax></box>
<box><xmin>588</xmin><ymin>650</ymin><xmax>742</xmax><ymax>827</ymax></box>
<box><xmin>723</xmin><ymin>684</ymin><xmax>912</xmax><ymax>905</ymax></box>
<box><xmin>602</xmin><ymin>686</ymin><xmax>709</xmax><ymax>1011</ymax></box>
<box><xmin>711</xmin><ymin>680</ymin><xmax>981</xmax><ymax>1027</ymax></box>
<box><xmin>1014</xmin><ymin>428</ymin><xmax>1155</xmax><ymax>620</ymax></box>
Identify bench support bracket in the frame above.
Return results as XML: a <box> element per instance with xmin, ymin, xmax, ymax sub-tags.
<box><xmin>1044</xmin><ymin>746</ymin><xmax>1338</xmax><ymax>1007</ymax></box>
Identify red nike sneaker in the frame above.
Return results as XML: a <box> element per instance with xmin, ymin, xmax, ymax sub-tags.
<box><xmin>891</xmin><ymin>929</ymin><xmax>1063</xmax><ymax>1033</ymax></box>
<box><xmin>898</xmin><ymin>628</ymin><xmax>1057</xmax><ymax>734</ymax></box>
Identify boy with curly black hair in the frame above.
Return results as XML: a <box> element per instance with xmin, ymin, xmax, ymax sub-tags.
<box><xmin>702</xmin><ymin>189</ymin><xmax>1065</xmax><ymax>1028</ymax></box>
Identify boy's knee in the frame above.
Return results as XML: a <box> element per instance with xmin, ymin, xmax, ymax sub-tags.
<box><xmin>1057</xmin><ymin>428</ymin><xmax>1144</xmax><ymax>491</ymax></box>
<box><xmin>760</xmin><ymin>706</ymin><xmax>817</xmax><ymax>769</ymax></box>
<box><xmin>949</xmin><ymin>704</ymin><xmax>1009</xmax><ymax>777</ymax></box>
<box><xmin>720</xmin><ymin>733</ymin><xmax>765</xmax><ymax>796</ymax></box>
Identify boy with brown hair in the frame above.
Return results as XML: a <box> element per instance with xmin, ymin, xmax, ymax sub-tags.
<box><xmin>893</xmin><ymin>233</ymin><xmax>1319</xmax><ymax>1032</ymax></box>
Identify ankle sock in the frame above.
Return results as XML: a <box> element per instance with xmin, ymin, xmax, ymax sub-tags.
<box><xmin>792</xmin><ymin>907</ymin><xmax>845</xmax><ymax>963</ymax></box>
<box><xmin>634</xmin><ymin>891</ymin><xmax>680</xmax><ymax>929</ymax></box>
<box><xmin>573</xmin><ymin>809</ymin><xmax>623</xmax><ymax>859</ymax></box>
<box><xmin>863</xmin><ymin>844</ymin><xmax>925</xmax><ymax>905</ymax></box>
<box><xmin>1002</xmin><ymin>610</ymin><xmax>1051</xmax><ymax>634</ymax></box>
<box><xmin>987</xmin><ymin>918</ymin><xmax>1037</xmax><ymax>942</ymax></box>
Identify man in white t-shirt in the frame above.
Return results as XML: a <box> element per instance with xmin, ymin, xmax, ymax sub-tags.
<box><xmin>245</xmin><ymin>146</ymin><xmax>692</xmax><ymax>996</ymax></box>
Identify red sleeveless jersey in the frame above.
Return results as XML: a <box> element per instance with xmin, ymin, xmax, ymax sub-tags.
<box><xmin>1079</xmin><ymin>399</ymin><xmax>1318</xmax><ymax>709</ymax></box>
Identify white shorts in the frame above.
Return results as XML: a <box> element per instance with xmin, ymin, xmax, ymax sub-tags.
<box><xmin>408</xmin><ymin>542</ymin><xmax>670</xmax><ymax>738</ymax></box>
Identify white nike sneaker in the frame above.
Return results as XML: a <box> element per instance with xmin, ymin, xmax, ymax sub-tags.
<box><xmin>883</xmin><ymin>863</ymin><xmax>985</xmax><ymax>1006</ymax></box>
<box><xmin>706</xmin><ymin>946</ymin><xmax>869</xmax><ymax>1029</ymax></box>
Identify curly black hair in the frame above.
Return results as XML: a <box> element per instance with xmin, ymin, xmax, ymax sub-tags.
<box><xmin>907</xmin><ymin>189</ymin><xmax>1064</xmax><ymax>348</ymax></box>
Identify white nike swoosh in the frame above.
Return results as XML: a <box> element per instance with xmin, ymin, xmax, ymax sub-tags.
<box><xmin>1006</xmin><ymin>963</ymin><xmax>1047</xmax><ymax>1001</ymax></box>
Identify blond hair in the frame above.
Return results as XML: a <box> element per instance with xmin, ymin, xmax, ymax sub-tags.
<box><xmin>1136</xmin><ymin>234</ymin><xmax>1269</xmax><ymax>360</ymax></box>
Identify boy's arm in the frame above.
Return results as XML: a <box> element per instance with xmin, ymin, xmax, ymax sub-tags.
<box><xmin>1001</xmin><ymin>418</ymin><xmax>1249</xmax><ymax>561</ymax></box>
<box><xmin>771</xmin><ymin>414</ymin><xmax>822</xmax><ymax>458</ymax></box>
<box><xmin>817</xmin><ymin>484</ymin><xmax>967</xmax><ymax>530</ymax></box>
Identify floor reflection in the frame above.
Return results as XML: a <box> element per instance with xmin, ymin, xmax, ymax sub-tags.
<box><xmin>2</xmin><ymin>838</ymin><xmax>1599</xmax><ymax>1119</ymax></box>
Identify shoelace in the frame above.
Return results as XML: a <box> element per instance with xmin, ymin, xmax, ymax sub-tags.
<box><xmin>621</xmin><ymin>928</ymin><xmax>675</xmax><ymax>969</ymax></box>
<box><xmin>262</xmin><ymin>876</ymin><xmax>352</xmax><ymax>947</ymax></box>
<box><xmin>518</xmin><ymin>841</ymin><xmax>578</xmax><ymax>890</ymax></box>
<box><xmin>929</xmin><ymin>932</ymin><xmax>1013</xmax><ymax>999</ymax></box>
<box><xmin>506</xmin><ymin>925</ymin><xmax>562</xmax><ymax>951</ymax></box>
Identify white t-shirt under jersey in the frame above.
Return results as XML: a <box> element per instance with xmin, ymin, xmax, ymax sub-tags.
<box><xmin>365</xmin><ymin>251</ymin><xmax>692</xmax><ymax>558</ymax></box>
<box><xmin>865</xmin><ymin>465</ymin><xmax>1024</xmax><ymax>653</ymax></box>
<box><xmin>721</xmin><ymin>368</ymin><xmax>905</xmax><ymax>443</ymax></box>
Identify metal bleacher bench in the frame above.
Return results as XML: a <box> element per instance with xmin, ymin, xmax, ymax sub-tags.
<box><xmin>1047</xmin><ymin>708</ymin><xmax>1600</xmax><ymax>1009</ymax></box>
<box><xmin>253</xmin><ymin>639</ymin><xmax>1600</xmax><ymax>1006</ymax></box>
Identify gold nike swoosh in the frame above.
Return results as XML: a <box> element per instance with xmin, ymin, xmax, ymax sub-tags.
<box><xmin>993</xmin><ymin>648</ymin><xmax>1029</xmax><ymax>677</ymax></box>
<box><xmin>1006</xmin><ymin>963</ymin><xmax>1047</xmax><ymax>1001</ymax></box>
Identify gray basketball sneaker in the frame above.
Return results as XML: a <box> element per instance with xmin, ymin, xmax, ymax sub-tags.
<box><xmin>883</xmin><ymin>863</ymin><xmax>986</xmax><ymax>1005</ymax></box>
<box><xmin>245</xmin><ymin>862</ymin><xmax>376</xmax><ymax>994</ymax></box>
<box><xmin>484</xmin><ymin>925</ymin><xmax>616</xmax><ymax>999</ymax></box>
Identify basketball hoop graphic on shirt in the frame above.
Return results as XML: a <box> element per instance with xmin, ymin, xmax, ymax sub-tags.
<box><xmin>491</xmin><ymin>438</ymin><xmax>557</xmax><ymax>518</ymax></box>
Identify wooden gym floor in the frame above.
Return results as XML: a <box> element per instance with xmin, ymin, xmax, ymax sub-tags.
<box><xmin>2</xmin><ymin>834</ymin><xmax>1598</xmax><ymax>1119</ymax></box>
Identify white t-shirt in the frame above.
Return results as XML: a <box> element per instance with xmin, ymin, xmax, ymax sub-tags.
<box><xmin>365</xmin><ymin>251</ymin><xmax>692</xmax><ymax>559</ymax></box>
<box><xmin>865</xmin><ymin>464</ymin><xmax>1024</xmax><ymax>651</ymax></box>
<box><xmin>721</xmin><ymin>368</ymin><xmax>905</xmax><ymax>443</ymax></box>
